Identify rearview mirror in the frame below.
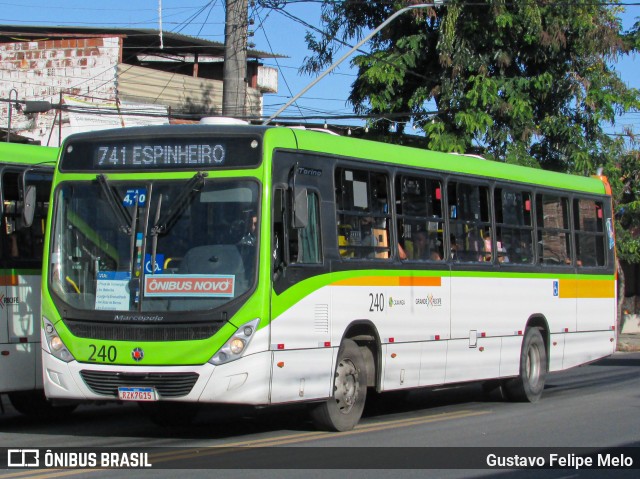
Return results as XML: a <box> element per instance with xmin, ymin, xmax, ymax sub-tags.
<box><xmin>21</xmin><ymin>185</ymin><xmax>36</xmax><ymax>228</ymax></box>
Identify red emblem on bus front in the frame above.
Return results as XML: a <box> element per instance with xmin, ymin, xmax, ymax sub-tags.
<box><xmin>131</xmin><ymin>348</ymin><xmax>144</xmax><ymax>361</ymax></box>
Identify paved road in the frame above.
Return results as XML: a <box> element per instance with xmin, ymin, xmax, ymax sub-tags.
<box><xmin>1</xmin><ymin>352</ymin><xmax>639</xmax><ymax>478</ymax></box>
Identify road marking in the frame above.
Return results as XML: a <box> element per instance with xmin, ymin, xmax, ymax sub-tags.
<box><xmin>0</xmin><ymin>408</ymin><xmax>490</xmax><ymax>477</ymax></box>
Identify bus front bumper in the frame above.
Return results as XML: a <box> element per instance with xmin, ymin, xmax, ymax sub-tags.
<box><xmin>42</xmin><ymin>349</ymin><xmax>273</xmax><ymax>405</ymax></box>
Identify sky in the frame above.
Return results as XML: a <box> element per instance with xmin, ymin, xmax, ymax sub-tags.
<box><xmin>0</xmin><ymin>0</ymin><xmax>638</xmax><ymax>136</ymax></box>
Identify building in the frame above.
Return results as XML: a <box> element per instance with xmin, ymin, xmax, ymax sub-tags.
<box><xmin>0</xmin><ymin>25</ymin><xmax>280</xmax><ymax>145</ymax></box>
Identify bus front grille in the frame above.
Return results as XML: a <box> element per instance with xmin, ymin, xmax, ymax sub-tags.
<box><xmin>65</xmin><ymin>321</ymin><xmax>221</xmax><ymax>341</ymax></box>
<box><xmin>79</xmin><ymin>370</ymin><xmax>199</xmax><ymax>398</ymax></box>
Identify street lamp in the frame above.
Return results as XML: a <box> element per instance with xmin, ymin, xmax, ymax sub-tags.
<box><xmin>5</xmin><ymin>94</ymin><xmax>52</xmax><ymax>142</ymax></box>
<box><xmin>262</xmin><ymin>2</ymin><xmax>445</xmax><ymax>125</ymax></box>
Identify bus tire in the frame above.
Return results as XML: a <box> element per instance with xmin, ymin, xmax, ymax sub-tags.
<box><xmin>8</xmin><ymin>390</ymin><xmax>77</xmax><ymax>418</ymax></box>
<box><xmin>504</xmin><ymin>327</ymin><xmax>547</xmax><ymax>402</ymax></box>
<box><xmin>310</xmin><ymin>339</ymin><xmax>367</xmax><ymax>432</ymax></box>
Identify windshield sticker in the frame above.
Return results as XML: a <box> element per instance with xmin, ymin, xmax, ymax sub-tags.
<box><xmin>144</xmin><ymin>274</ymin><xmax>235</xmax><ymax>298</ymax></box>
<box><xmin>144</xmin><ymin>253</ymin><xmax>165</xmax><ymax>274</ymax></box>
<box><xmin>96</xmin><ymin>271</ymin><xmax>132</xmax><ymax>310</ymax></box>
<box><xmin>123</xmin><ymin>188</ymin><xmax>147</xmax><ymax>207</ymax></box>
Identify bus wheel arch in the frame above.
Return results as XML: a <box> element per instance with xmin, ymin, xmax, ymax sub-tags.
<box><xmin>343</xmin><ymin>320</ymin><xmax>381</xmax><ymax>389</ymax></box>
<box><xmin>309</xmin><ymin>321</ymin><xmax>380</xmax><ymax>431</ymax></box>
<box><xmin>504</xmin><ymin>316</ymin><xmax>549</xmax><ymax>403</ymax></box>
<box><xmin>525</xmin><ymin>315</ymin><xmax>550</xmax><ymax>372</ymax></box>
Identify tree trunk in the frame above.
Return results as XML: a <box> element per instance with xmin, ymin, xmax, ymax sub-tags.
<box><xmin>617</xmin><ymin>258</ymin><xmax>625</xmax><ymax>339</ymax></box>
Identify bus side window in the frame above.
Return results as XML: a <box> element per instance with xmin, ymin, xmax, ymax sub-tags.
<box><xmin>574</xmin><ymin>198</ymin><xmax>605</xmax><ymax>267</ymax></box>
<box><xmin>335</xmin><ymin>168</ymin><xmax>390</xmax><ymax>260</ymax></box>
<box><xmin>395</xmin><ymin>174</ymin><xmax>444</xmax><ymax>261</ymax></box>
<box><xmin>536</xmin><ymin>194</ymin><xmax>571</xmax><ymax>265</ymax></box>
<box><xmin>447</xmin><ymin>181</ymin><xmax>491</xmax><ymax>262</ymax></box>
<box><xmin>494</xmin><ymin>188</ymin><xmax>534</xmax><ymax>264</ymax></box>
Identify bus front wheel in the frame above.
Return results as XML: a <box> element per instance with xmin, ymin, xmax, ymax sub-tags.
<box><xmin>504</xmin><ymin>327</ymin><xmax>547</xmax><ymax>402</ymax></box>
<box><xmin>310</xmin><ymin>339</ymin><xmax>367</xmax><ymax>432</ymax></box>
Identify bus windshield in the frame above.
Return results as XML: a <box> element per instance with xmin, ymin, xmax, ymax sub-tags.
<box><xmin>49</xmin><ymin>177</ymin><xmax>260</xmax><ymax>313</ymax></box>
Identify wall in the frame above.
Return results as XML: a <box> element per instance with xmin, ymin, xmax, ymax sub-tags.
<box><xmin>0</xmin><ymin>36</ymin><xmax>121</xmax><ymax>146</ymax></box>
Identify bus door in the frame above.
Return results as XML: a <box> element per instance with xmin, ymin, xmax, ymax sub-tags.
<box><xmin>0</xmin><ymin>167</ymin><xmax>52</xmax><ymax>391</ymax></box>
<box><xmin>269</xmin><ymin>152</ymin><xmax>333</xmax><ymax>403</ymax></box>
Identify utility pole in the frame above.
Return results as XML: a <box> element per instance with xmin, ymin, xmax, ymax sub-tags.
<box><xmin>223</xmin><ymin>0</ymin><xmax>248</xmax><ymax>118</ymax></box>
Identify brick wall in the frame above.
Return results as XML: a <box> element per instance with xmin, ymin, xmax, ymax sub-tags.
<box><xmin>0</xmin><ymin>36</ymin><xmax>121</xmax><ymax>145</ymax></box>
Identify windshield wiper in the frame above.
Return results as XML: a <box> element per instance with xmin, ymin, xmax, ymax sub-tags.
<box><xmin>150</xmin><ymin>172</ymin><xmax>208</xmax><ymax>236</ymax></box>
<box><xmin>96</xmin><ymin>174</ymin><xmax>133</xmax><ymax>235</ymax></box>
<box><xmin>147</xmin><ymin>172</ymin><xmax>207</xmax><ymax>278</ymax></box>
<box><xmin>149</xmin><ymin>193</ymin><xmax>162</xmax><ymax>276</ymax></box>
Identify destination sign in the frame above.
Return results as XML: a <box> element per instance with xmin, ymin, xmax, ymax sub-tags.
<box><xmin>60</xmin><ymin>133</ymin><xmax>262</xmax><ymax>171</ymax></box>
<box><xmin>95</xmin><ymin>143</ymin><xmax>226</xmax><ymax>168</ymax></box>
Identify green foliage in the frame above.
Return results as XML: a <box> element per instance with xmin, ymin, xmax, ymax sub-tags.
<box><xmin>605</xmin><ymin>145</ymin><xmax>640</xmax><ymax>263</ymax></box>
<box><xmin>303</xmin><ymin>0</ymin><xmax>640</xmax><ymax>262</ymax></box>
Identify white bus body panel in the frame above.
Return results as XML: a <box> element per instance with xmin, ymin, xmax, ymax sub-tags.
<box><xmin>270</xmin><ymin>274</ymin><xmax>615</xmax><ymax>395</ymax></box>
<box><xmin>42</xmin><ymin>273</ymin><xmax>615</xmax><ymax>405</ymax></box>
<box><xmin>1</xmin><ymin>273</ymin><xmax>42</xmax><ymax>392</ymax></box>
<box><xmin>563</xmin><ymin>331</ymin><xmax>616</xmax><ymax>370</ymax></box>
<box><xmin>269</xmin><ymin>348</ymin><xmax>335</xmax><ymax>403</ymax></box>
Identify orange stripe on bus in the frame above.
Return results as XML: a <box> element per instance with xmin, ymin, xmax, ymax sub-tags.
<box><xmin>399</xmin><ymin>276</ymin><xmax>441</xmax><ymax>287</ymax></box>
<box><xmin>333</xmin><ymin>276</ymin><xmax>441</xmax><ymax>287</ymax></box>
<box><xmin>558</xmin><ymin>279</ymin><xmax>615</xmax><ymax>298</ymax></box>
<box><xmin>0</xmin><ymin>275</ymin><xmax>19</xmax><ymax>286</ymax></box>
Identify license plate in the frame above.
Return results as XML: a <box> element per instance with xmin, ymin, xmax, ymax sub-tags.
<box><xmin>117</xmin><ymin>387</ymin><xmax>158</xmax><ymax>401</ymax></box>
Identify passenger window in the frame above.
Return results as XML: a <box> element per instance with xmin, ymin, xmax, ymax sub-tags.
<box><xmin>447</xmin><ymin>181</ymin><xmax>491</xmax><ymax>262</ymax></box>
<box><xmin>536</xmin><ymin>194</ymin><xmax>571</xmax><ymax>265</ymax></box>
<box><xmin>335</xmin><ymin>168</ymin><xmax>390</xmax><ymax>260</ymax></box>
<box><xmin>494</xmin><ymin>188</ymin><xmax>533</xmax><ymax>264</ymax></box>
<box><xmin>395</xmin><ymin>175</ymin><xmax>444</xmax><ymax>261</ymax></box>
<box><xmin>574</xmin><ymin>198</ymin><xmax>605</xmax><ymax>267</ymax></box>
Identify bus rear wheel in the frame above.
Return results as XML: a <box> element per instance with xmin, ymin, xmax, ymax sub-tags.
<box><xmin>310</xmin><ymin>339</ymin><xmax>367</xmax><ymax>432</ymax></box>
<box><xmin>504</xmin><ymin>327</ymin><xmax>547</xmax><ymax>402</ymax></box>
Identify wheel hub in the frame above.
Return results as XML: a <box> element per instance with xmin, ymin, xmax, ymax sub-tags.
<box><xmin>334</xmin><ymin>358</ymin><xmax>360</xmax><ymax>414</ymax></box>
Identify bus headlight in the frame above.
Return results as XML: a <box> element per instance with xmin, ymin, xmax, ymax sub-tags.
<box><xmin>43</xmin><ymin>317</ymin><xmax>74</xmax><ymax>363</ymax></box>
<box><xmin>209</xmin><ymin>319</ymin><xmax>259</xmax><ymax>366</ymax></box>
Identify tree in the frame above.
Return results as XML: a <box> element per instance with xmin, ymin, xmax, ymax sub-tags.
<box><xmin>303</xmin><ymin>0</ymin><xmax>639</xmax><ymax>172</ymax></box>
<box><xmin>302</xmin><ymin>0</ymin><xmax>640</xmax><ymax>328</ymax></box>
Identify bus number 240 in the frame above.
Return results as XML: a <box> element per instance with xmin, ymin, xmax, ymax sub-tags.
<box><xmin>369</xmin><ymin>293</ymin><xmax>384</xmax><ymax>312</ymax></box>
<box><xmin>88</xmin><ymin>344</ymin><xmax>117</xmax><ymax>362</ymax></box>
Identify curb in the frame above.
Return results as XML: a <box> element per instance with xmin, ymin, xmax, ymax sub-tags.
<box><xmin>617</xmin><ymin>335</ymin><xmax>640</xmax><ymax>352</ymax></box>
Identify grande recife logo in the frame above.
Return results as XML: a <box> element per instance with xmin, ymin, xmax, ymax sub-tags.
<box><xmin>144</xmin><ymin>274</ymin><xmax>235</xmax><ymax>298</ymax></box>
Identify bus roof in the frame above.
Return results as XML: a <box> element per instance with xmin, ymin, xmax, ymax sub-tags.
<box><xmin>59</xmin><ymin>124</ymin><xmax>607</xmax><ymax>196</ymax></box>
<box><xmin>285</xmin><ymin>128</ymin><xmax>608</xmax><ymax>196</ymax></box>
<box><xmin>0</xmin><ymin>142</ymin><xmax>59</xmax><ymax>166</ymax></box>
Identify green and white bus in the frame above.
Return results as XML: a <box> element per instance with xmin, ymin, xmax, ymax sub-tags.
<box><xmin>41</xmin><ymin>124</ymin><xmax>616</xmax><ymax>430</ymax></box>
<box><xmin>0</xmin><ymin>142</ymin><xmax>59</xmax><ymax>416</ymax></box>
